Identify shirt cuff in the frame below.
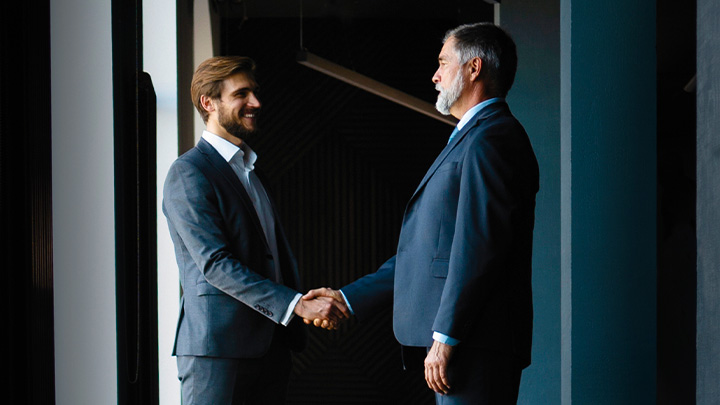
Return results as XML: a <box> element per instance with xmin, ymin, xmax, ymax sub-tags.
<box><xmin>433</xmin><ymin>331</ymin><xmax>460</xmax><ymax>346</ymax></box>
<box><xmin>280</xmin><ymin>293</ymin><xmax>303</xmax><ymax>326</ymax></box>
<box><xmin>339</xmin><ymin>289</ymin><xmax>355</xmax><ymax>315</ymax></box>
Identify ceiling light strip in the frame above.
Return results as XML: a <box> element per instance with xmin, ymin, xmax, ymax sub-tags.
<box><xmin>297</xmin><ymin>51</ymin><xmax>457</xmax><ymax>126</ymax></box>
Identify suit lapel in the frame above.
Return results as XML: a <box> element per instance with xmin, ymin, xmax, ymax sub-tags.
<box><xmin>409</xmin><ymin>125</ymin><xmax>468</xmax><ymax>202</ymax></box>
<box><xmin>195</xmin><ymin>139</ymin><xmax>270</xmax><ymax>251</ymax></box>
<box><xmin>408</xmin><ymin>102</ymin><xmax>507</xmax><ymax>204</ymax></box>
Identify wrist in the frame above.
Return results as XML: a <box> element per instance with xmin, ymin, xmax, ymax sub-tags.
<box><xmin>432</xmin><ymin>331</ymin><xmax>460</xmax><ymax>346</ymax></box>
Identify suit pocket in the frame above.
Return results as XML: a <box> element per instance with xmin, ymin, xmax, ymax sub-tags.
<box><xmin>196</xmin><ymin>282</ymin><xmax>223</xmax><ymax>296</ymax></box>
<box><xmin>436</xmin><ymin>162</ymin><xmax>458</xmax><ymax>173</ymax></box>
<box><xmin>431</xmin><ymin>258</ymin><xmax>449</xmax><ymax>278</ymax></box>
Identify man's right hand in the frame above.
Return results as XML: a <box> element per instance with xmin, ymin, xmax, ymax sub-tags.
<box><xmin>294</xmin><ymin>290</ymin><xmax>350</xmax><ymax>330</ymax></box>
<box><xmin>300</xmin><ymin>288</ymin><xmax>349</xmax><ymax>330</ymax></box>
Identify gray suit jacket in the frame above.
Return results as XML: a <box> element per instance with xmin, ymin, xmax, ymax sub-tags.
<box><xmin>163</xmin><ymin>138</ymin><xmax>306</xmax><ymax>359</ymax></box>
<box><xmin>343</xmin><ymin>101</ymin><xmax>538</xmax><ymax>368</ymax></box>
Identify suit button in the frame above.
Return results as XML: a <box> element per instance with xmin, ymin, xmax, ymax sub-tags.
<box><xmin>255</xmin><ymin>305</ymin><xmax>273</xmax><ymax>317</ymax></box>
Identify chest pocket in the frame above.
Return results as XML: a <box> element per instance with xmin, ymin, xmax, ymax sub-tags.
<box><xmin>436</xmin><ymin>161</ymin><xmax>458</xmax><ymax>174</ymax></box>
<box><xmin>431</xmin><ymin>258</ymin><xmax>449</xmax><ymax>278</ymax></box>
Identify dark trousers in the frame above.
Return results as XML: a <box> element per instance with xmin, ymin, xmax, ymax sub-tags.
<box><xmin>177</xmin><ymin>331</ymin><xmax>292</xmax><ymax>405</ymax></box>
<box><xmin>433</xmin><ymin>347</ymin><xmax>522</xmax><ymax>405</ymax></box>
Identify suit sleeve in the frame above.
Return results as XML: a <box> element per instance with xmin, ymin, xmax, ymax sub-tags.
<box><xmin>163</xmin><ymin>159</ymin><xmax>299</xmax><ymax>324</ymax></box>
<box><xmin>341</xmin><ymin>255</ymin><xmax>396</xmax><ymax>322</ymax></box>
<box><xmin>431</xmin><ymin>129</ymin><xmax>517</xmax><ymax>340</ymax></box>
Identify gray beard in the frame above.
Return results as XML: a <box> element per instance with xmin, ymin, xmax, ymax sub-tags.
<box><xmin>435</xmin><ymin>72</ymin><xmax>464</xmax><ymax>115</ymax></box>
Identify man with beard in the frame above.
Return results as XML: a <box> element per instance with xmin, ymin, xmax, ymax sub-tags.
<box><xmin>304</xmin><ymin>23</ymin><xmax>539</xmax><ymax>404</ymax></box>
<box><xmin>162</xmin><ymin>56</ymin><xmax>349</xmax><ymax>404</ymax></box>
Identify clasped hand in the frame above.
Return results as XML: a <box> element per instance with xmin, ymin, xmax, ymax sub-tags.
<box><xmin>293</xmin><ymin>287</ymin><xmax>349</xmax><ymax>330</ymax></box>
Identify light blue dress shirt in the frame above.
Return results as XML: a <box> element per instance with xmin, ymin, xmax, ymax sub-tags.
<box><xmin>448</xmin><ymin>97</ymin><xmax>504</xmax><ymax>144</ymax></box>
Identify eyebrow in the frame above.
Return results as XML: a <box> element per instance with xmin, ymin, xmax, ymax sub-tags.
<box><xmin>230</xmin><ymin>86</ymin><xmax>257</xmax><ymax>96</ymax></box>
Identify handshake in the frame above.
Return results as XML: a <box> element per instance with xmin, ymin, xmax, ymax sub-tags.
<box><xmin>293</xmin><ymin>288</ymin><xmax>350</xmax><ymax>330</ymax></box>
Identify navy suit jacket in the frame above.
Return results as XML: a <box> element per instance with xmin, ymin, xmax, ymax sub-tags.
<box><xmin>163</xmin><ymin>138</ymin><xmax>306</xmax><ymax>359</ymax></box>
<box><xmin>342</xmin><ymin>101</ymin><xmax>538</xmax><ymax>368</ymax></box>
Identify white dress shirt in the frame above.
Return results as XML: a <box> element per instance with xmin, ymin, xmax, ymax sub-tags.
<box><xmin>202</xmin><ymin>131</ymin><xmax>301</xmax><ymax>325</ymax></box>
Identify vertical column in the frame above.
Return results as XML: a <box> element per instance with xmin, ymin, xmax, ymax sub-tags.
<box><xmin>192</xmin><ymin>0</ymin><xmax>215</xmax><ymax>143</ymax></box>
<box><xmin>2</xmin><ymin>0</ymin><xmax>55</xmax><ymax>402</ymax></box>
<box><xmin>562</xmin><ymin>0</ymin><xmax>657</xmax><ymax>402</ymax></box>
<box><xmin>52</xmin><ymin>0</ymin><xmax>117</xmax><ymax>403</ymax></box>
<box><xmin>696</xmin><ymin>0</ymin><xmax>720</xmax><ymax>403</ymax></box>
<box><xmin>144</xmin><ymin>0</ymin><xmax>180</xmax><ymax>403</ymax></box>
<box><xmin>559</xmin><ymin>0</ymin><xmax>572</xmax><ymax>401</ymax></box>
<box><xmin>176</xmin><ymin>0</ymin><xmax>195</xmax><ymax>154</ymax></box>
<box><xmin>502</xmin><ymin>0</ymin><xmax>562</xmax><ymax>402</ymax></box>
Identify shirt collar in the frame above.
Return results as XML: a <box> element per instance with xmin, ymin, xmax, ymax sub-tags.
<box><xmin>202</xmin><ymin>130</ymin><xmax>257</xmax><ymax>171</ymax></box>
<box><xmin>456</xmin><ymin>97</ymin><xmax>504</xmax><ymax>130</ymax></box>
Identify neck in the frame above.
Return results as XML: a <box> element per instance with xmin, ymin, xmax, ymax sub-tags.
<box><xmin>450</xmin><ymin>85</ymin><xmax>491</xmax><ymax>119</ymax></box>
<box><xmin>206</xmin><ymin>120</ymin><xmax>243</xmax><ymax>147</ymax></box>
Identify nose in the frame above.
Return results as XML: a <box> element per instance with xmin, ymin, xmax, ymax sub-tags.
<box><xmin>432</xmin><ymin>68</ymin><xmax>441</xmax><ymax>84</ymax></box>
<box><xmin>248</xmin><ymin>92</ymin><xmax>261</xmax><ymax>108</ymax></box>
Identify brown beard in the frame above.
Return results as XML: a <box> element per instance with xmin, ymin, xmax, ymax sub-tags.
<box><xmin>217</xmin><ymin>104</ymin><xmax>258</xmax><ymax>139</ymax></box>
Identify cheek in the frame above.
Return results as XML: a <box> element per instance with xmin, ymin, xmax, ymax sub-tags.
<box><xmin>235</xmin><ymin>101</ymin><xmax>248</xmax><ymax>112</ymax></box>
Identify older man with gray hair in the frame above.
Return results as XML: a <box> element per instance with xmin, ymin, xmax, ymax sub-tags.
<box><xmin>305</xmin><ymin>22</ymin><xmax>539</xmax><ymax>404</ymax></box>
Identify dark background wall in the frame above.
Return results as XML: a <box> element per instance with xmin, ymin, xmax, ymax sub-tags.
<box><xmin>218</xmin><ymin>3</ymin><xmax>493</xmax><ymax>403</ymax></box>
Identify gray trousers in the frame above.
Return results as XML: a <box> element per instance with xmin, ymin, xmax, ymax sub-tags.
<box><xmin>177</xmin><ymin>334</ymin><xmax>292</xmax><ymax>405</ymax></box>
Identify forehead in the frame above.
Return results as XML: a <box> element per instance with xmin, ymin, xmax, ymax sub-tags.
<box><xmin>438</xmin><ymin>37</ymin><xmax>459</xmax><ymax>63</ymax></box>
<box><xmin>221</xmin><ymin>72</ymin><xmax>257</xmax><ymax>94</ymax></box>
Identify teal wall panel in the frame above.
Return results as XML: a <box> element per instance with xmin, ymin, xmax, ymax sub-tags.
<box><xmin>566</xmin><ymin>0</ymin><xmax>657</xmax><ymax>403</ymax></box>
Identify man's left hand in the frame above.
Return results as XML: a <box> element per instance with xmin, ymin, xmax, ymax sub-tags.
<box><xmin>424</xmin><ymin>340</ymin><xmax>454</xmax><ymax>395</ymax></box>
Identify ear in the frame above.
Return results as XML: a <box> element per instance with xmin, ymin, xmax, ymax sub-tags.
<box><xmin>200</xmin><ymin>95</ymin><xmax>216</xmax><ymax>114</ymax></box>
<box><xmin>468</xmin><ymin>57</ymin><xmax>482</xmax><ymax>81</ymax></box>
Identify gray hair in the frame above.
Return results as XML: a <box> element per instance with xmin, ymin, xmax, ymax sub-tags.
<box><xmin>443</xmin><ymin>22</ymin><xmax>518</xmax><ymax>97</ymax></box>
